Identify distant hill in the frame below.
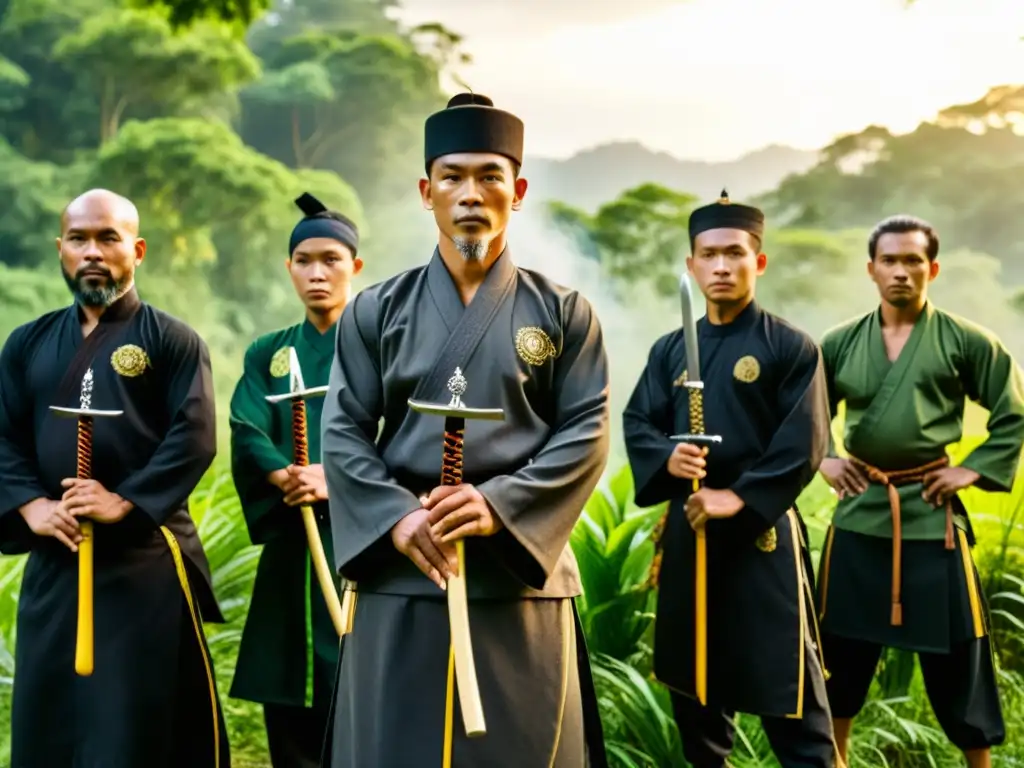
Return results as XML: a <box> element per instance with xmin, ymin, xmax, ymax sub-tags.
<box><xmin>523</xmin><ymin>141</ymin><xmax>819</xmax><ymax>212</ymax></box>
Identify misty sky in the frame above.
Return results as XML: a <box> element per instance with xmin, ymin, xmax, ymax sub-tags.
<box><xmin>392</xmin><ymin>0</ymin><xmax>1024</xmax><ymax>161</ymax></box>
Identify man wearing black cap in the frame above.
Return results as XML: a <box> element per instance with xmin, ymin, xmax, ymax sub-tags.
<box><xmin>622</xmin><ymin>191</ymin><xmax>838</xmax><ymax>767</ymax></box>
<box><xmin>228</xmin><ymin>193</ymin><xmax>361</xmax><ymax>768</ymax></box>
<box><xmin>320</xmin><ymin>93</ymin><xmax>611</xmax><ymax>767</ymax></box>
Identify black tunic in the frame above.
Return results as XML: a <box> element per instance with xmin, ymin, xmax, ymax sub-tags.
<box><xmin>0</xmin><ymin>287</ymin><xmax>228</xmax><ymax>767</ymax></box>
<box><xmin>622</xmin><ymin>299</ymin><xmax>831</xmax><ymax>717</ymax></box>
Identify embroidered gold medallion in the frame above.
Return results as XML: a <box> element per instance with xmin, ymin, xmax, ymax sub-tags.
<box><xmin>110</xmin><ymin>344</ymin><xmax>150</xmax><ymax>378</ymax></box>
<box><xmin>755</xmin><ymin>526</ymin><xmax>777</xmax><ymax>553</ymax></box>
<box><xmin>515</xmin><ymin>327</ymin><xmax>557</xmax><ymax>366</ymax></box>
<box><xmin>270</xmin><ymin>347</ymin><xmax>290</xmax><ymax>378</ymax></box>
<box><xmin>733</xmin><ymin>355</ymin><xmax>760</xmax><ymax>383</ymax></box>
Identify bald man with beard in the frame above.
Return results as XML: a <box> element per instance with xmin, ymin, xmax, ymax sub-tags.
<box><xmin>0</xmin><ymin>189</ymin><xmax>231</xmax><ymax>767</ymax></box>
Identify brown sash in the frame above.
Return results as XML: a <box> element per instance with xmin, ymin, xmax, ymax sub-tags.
<box><xmin>848</xmin><ymin>455</ymin><xmax>955</xmax><ymax>627</ymax></box>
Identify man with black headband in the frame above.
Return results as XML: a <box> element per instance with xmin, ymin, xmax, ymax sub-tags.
<box><xmin>228</xmin><ymin>192</ymin><xmax>361</xmax><ymax>768</ymax></box>
<box><xmin>321</xmin><ymin>93</ymin><xmax>611</xmax><ymax>766</ymax></box>
<box><xmin>0</xmin><ymin>188</ymin><xmax>228</xmax><ymax>767</ymax></box>
<box><xmin>623</xmin><ymin>191</ymin><xmax>838</xmax><ymax>767</ymax></box>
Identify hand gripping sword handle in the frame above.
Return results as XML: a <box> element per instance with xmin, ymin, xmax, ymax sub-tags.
<box><xmin>290</xmin><ymin>399</ymin><xmax>350</xmax><ymax>637</ymax></box>
<box><xmin>441</xmin><ymin>420</ymin><xmax>486</xmax><ymax>744</ymax></box>
<box><xmin>649</xmin><ymin>383</ymin><xmax>707</xmax><ymax>587</ymax></box>
<box><xmin>75</xmin><ymin>417</ymin><xmax>95</xmax><ymax>677</ymax></box>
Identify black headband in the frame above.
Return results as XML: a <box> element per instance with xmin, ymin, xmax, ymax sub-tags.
<box><xmin>288</xmin><ymin>192</ymin><xmax>360</xmax><ymax>256</ymax></box>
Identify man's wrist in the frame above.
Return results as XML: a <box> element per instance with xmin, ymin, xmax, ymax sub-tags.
<box><xmin>115</xmin><ymin>495</ymin><xmax>134</xmax><ymax>517</ymax></box>
<box><xmin>18</xmin><ymin>497</ymin><xmax>50</xmax><ymax>519</ymax></box>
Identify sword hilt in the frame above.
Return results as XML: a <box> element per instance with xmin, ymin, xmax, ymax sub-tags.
<box><xmin>291</xmin><ymin>399</ymin><xmax>310</xmax><ymax>468</ymax></box>
<box><xmin>647</xmin><ymin>386</ymin><xmax>708</xmax><ymax>590</ymax></box>
<box><xmin>687</xmin><ymin>386</ymin><xmax>705</xmax><ymax>435</ymax></box>
<box><xmin>76</xmin><ymin>417</ymin><xmax>94</xmax><ymax>479</ymax></box>
<box><xmin>441</xmin><ymin>425</ymin><xmax>465</xmax><ymax>487</ymax></box>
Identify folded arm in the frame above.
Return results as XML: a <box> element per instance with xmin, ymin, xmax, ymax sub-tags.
<box><xmin>959</xmin><ymin>328</ymin><xmax>1024</xmax><ymax>492</ymax></box>
<box><xmin>321</xmin><ymin>292</ymin><xmax>422</xmax><ymax>579</ymax></box>
<box><xmin>113</xmin><ymin>325</ymin><xmax>217</xmax><ymax>526</ymax></box>
<box><xmin>476</xmin><ymin>294</ymin><xmax>611</xmax><ymax>589</ymax></box>
<box><xmin>728</xmin><ymin>334</ymin><xmax>832</xmax><ymax>529</ymax></box>
<box><xmin>0</xmin><ymin>328</ymin><xmax>50</xmax><ymax>554</ymax></box>
<box><xmin>229</xmin><ymin>342</ymin><xmax>293</xmax><ymax>544</ymax></box>
<box><xmin>622</xmin><ymin>335</ymin><xmax>687</xmax><ymax>508</ymax></box>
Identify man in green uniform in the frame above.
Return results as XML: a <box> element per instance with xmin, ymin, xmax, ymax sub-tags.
<box><xmin>228</xmin><ymin>193</ymin><xmax>362</xmax><ymax>768</ymax></box>
<box><xmin>817</xmin><ymin>214</ymin><xmax>1024</xmax><ymax>768</ymax></box>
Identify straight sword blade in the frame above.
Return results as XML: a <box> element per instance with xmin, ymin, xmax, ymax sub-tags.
<box><xmin>680</xmin><ymin>272</ymin><xmax>701</xmax><ymax>384</ymax></box>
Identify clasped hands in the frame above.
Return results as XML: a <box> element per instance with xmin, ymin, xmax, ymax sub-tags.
<box><xmin>268</xmin><ymin>463</ymin><xmax>328</xmax><ymax>506</ymax></box>
<box><xmin>390</xmin><ymin>484</ymin><xmax>504</xmax><ymax>590</ymax></box>
<box><xmin>666</xmin><ymin>442</ymin><xmax>743</xmax><ymax>530</ymax></box>
<box><xmin>19</xmin><ymin>478</ymin><xmax>133</xmax><ymax>552</ymax></box>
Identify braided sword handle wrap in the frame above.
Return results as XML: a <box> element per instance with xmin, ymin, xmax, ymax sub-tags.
<box><xmin>647</xmin><ymin>387</ymin><xmax>705</xmax><ymax>590</ymax></box>
<box><xmin>77</xmin><ymin>417</ymin><xmax>94</xmax><ymax>479</ymax></box>
<box><xmin>688</xmin><ymin>387</ymin><xmax>704</xmax><ymax>434</ymax></box>
<box><xmin>441</xmin><ymin>428</ymin><xmax>465</xmax><ymax>486</ymax></box>
<box><xmin>291</xmin><ymin>399</ymin><xmax>309</xmax><ymax>468</ymax></box>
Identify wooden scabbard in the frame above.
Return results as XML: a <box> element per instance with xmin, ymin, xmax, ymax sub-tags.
<box><xmin>442</xmin><ymin>421</ymin><xmax>486</xmax><ymax>737</ymax></box>
<box><xmin>75</xmin><ymin>417</ymin><xmax>95</xmax><ymax>677</ymax></box>
<box><xmin>291</xmin><ymin>400</ymin><xmax>347</xmax><ymax>638</ymax></box>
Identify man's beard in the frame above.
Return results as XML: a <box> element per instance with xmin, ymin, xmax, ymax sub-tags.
<box><xmin>453</xmin><ymin>236</ymin><xmax>490</xmax><ymax>262</ymax></box>
<box><xmin>62</xmin><ymin>264</ymin><xmax>127</xmax><ymax>307</ymax></box>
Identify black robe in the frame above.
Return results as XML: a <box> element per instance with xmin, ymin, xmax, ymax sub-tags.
<box><xmin>0</xmin><ymin>287</ymin><xmax>229</xmax><ymax>767</ymax></box>
<box><xmin>320</xmin><ymin>247</ymin><xmax>611</xmax><ymax>767</ymax></box>
<box><xmin>622</xmin><ymin>299</ymin><xmax>831</xmax><ymax>717</ymax></box>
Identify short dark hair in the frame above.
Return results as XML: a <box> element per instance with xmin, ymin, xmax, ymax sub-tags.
<box><xmin>868</xmin><ymin>215</ymin><xmax>939</xmax><ymax>261</ymax></box>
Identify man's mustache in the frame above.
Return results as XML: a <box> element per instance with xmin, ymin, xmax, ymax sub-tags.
<box><xmin>76</xmin><ymin>266</ymin><xmax>113</xmax><ymax>279</ymax></box>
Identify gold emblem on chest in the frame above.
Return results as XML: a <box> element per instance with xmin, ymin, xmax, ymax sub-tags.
<box><xmin>733</xmin><ymin>355</ymin><xmax>760</xmax><ymax>383</ymax></box>
<box><xmin>515</xmin><ymin>327</ymin><xmax>557</xmax><ymax>366</ymax></box>
<box><xmin>110</xmin><ymin>344</ymin><xmax>150</xmax><ymax>378</ymax></box>
<box><xmin>270</xmin><ymin>347</ymin><xmax>291</xmax><ymax>378</ymax></box>
<box><xmin>755</xmin><ymin>526</ymin><xmax>777</xmax><ymax>553</ymax></box>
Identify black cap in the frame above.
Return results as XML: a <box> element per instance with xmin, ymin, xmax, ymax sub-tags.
<box><xmin>424</xmin><ymin>93</ymin><xmax>524</xmax><ymax>171</ymax></box>
<box><xmin>688</xmin><ymin>188</ymin><xmax>765</xmax><ymax>246</ymax></box>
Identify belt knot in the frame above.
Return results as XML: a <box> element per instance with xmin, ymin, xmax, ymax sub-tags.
<box><xmin>846</xmin><ymin>454</ymin><xmax>956</xmax><ymax>628</ymax></box>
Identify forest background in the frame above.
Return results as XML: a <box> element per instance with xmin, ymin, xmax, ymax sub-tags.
<box><xmin>1</xmin><ymin>0</ymin><xmax>1023</xmax><ymax>765</ymax></box>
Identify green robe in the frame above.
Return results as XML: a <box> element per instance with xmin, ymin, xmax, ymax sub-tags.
<box><xmin>227</xmin><ymin>318</ymin><xmax>339</xmax><ymax>708</ymax></box>
<box><xmin>821</xmin><ymin>301</ymin><xmax>1024</xmax><ymax>540</ymax></box>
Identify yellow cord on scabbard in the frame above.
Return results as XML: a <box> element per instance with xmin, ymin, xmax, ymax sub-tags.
<box><xmin>693</xmin><ymin>475</ymin><xmax>707</xmax><ymax>706</ymax></box>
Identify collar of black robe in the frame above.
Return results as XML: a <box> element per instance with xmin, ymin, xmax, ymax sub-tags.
<box><xmin>699</xmin><ymin>297</ymin><xmax>760</xmax><ymax>338</ymax></box>
<box><xmin>425</xmin><ymin>245</ymin><xmax>515</xmax><ymax>333</ymax></box>
<box><xmin>74</xmin><ymin>284</ymin><xmax>142</xmax><ymax>325</ymax></box>
<box><xmin>57</xmin><ymin>284</ymin><xmax>144</xmax><ymax>405</ymax></box>
<box><xmin>301</xmin><ymin>315</ymin><xmax>336</xmax><ymax>360</ymax></box>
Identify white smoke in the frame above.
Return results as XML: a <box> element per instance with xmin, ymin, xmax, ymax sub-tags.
<box><xmin>509</xmin><ymin>207</ymin><xmax>682</xmax><ymax>469</ymax></box>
